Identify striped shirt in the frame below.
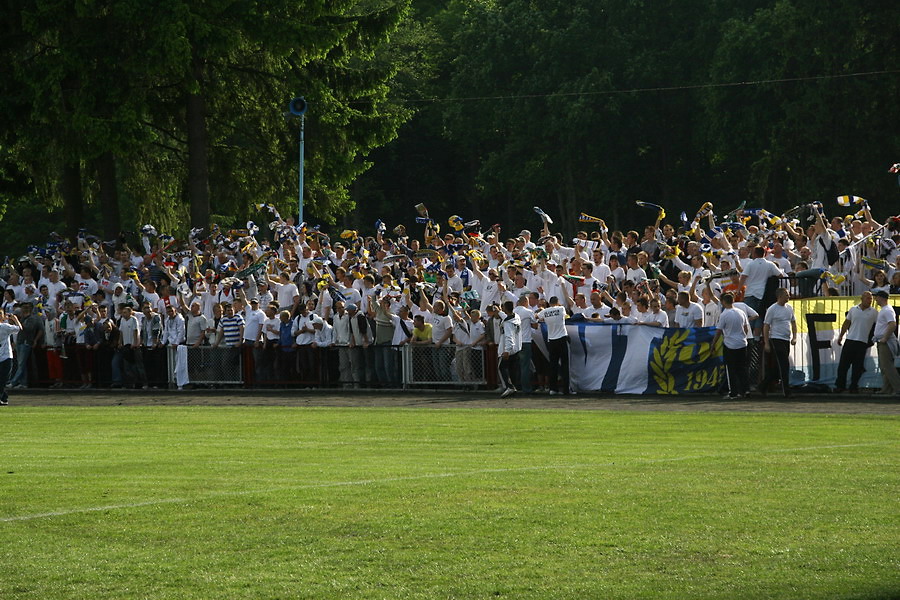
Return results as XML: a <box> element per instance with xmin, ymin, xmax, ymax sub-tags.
<box><xmin>218</xmin><ymin>315</ymin><xmax>245</xmax><ymax>347</ymax></box>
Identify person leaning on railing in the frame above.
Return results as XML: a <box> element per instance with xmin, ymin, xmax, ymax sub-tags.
<box><xmin>346</xmin><ymin>302</ymin><xmax>374</xmax><ymax>387</ymax></box>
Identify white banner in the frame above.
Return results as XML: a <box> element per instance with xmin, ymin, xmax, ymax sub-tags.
<box><xmin>790</xmin><ymin>295</ymin><xmax>900</xmax><ymax>387</ymax></box>
<box><xmin>535</xmin><ymin>319</ymin><xmax>723</xmax><ymax>394</ymax></box>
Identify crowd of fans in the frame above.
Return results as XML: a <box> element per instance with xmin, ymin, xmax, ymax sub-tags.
<box><xmin>0</xmin><ymin>197</ymin><xmax>898</xmax><ymax>403</ymax></box>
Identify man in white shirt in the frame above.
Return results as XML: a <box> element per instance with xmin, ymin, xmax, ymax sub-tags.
<box><xmin>872</xmin><ymin>290</ymin><xmax>900</xmax><ymax>397</ymax></box>
<box><xmin>834</xmin><ymin>291</ymin><xmax>878</xmax><ymax>393</ymax></box>
<box><xmin>185</xmin><ymin>302</ymin><xmax>210</xmax><ymax>348</ymax></box>
<box><xmin>535</xmin><ymin>296</ymin><xmax>569</xmax><ymax>395</ymax></box>
<box><xmin>117</xmin><ymin>304</ymin><xmax>148</xmax><ymax>389</ymax></box>
<box><xmin>259</xmin><ymin>305</ymin><xmax>281</xmax><ymax>383</ymax></box>
<box><xmin>514</xmin><ymin>296</ymin><xmax>536</xmax><ymax>394</ymax></box>
<box><xmin>269</xmin><ymin>272</ymin><xmax>300</xmax><ymax>316</ymax></box>
<box><xmin>760</xmin><ymin>288</ymin><xmax>796</xmax><ymax>397</ymax></box>
<box><xmin>674</xmin><ymin>291</ymin><xmax>703</xmax><ymax>328</ymax></box>
<box><xmin>241</xmin><ymin>298</ymin><xmax>267</xmax><ymax>381</ymax></box>
<box><xmin>641</xmin><ymin>298</ymin><xmax>669</xmax><ymax>327</ymax></box>
<box><xmin>39</xmin><ymin>270</ymin><xmax>68</xmax><ymax>311</ymax></box>
<box><xmin>162</xmin><ymin>304</ymin><xmax>186</xmax><ymax>346</ymax></box>
<box><xmin>293</xmin><ymin>302</ymin><xmax>318</xmax><ymax>382</ymax></box>
<box><xmin>576</xmin><ymin>262</ymin><xmax>602</xmax><ymax>298</ymax></box>
<box><xmin>331</xmin><ymin>301</ymin><xmax>353</xmax><ymax>387</ymax></box>
<box><xmin>0</xmin><ymin>308</ymin><xmax>22</xmax><ymax>405</ymax></box>
<box><xmin>739</xmin><ymin>246</ymin><xmax>784</xmax><ymax>316</ymax></box>
<box><xmin>714</xmin><ymin>292</ymin><xmax>751</xmax><ymax>399</ymax></box>
<box><xmin>625</xmin><ymin>254</ymin><xmax>647</xmax><ymax>285</ymax></box>
<box><xmin>497</xmin><ymin>300</ymin><xmax>522</xmax><ymax>397</ymax></box>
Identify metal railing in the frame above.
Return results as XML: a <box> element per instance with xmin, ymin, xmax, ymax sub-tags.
<box><xmin>402</xmin><ymin>345</ymin><xmax>487</xmax><ymax>387</ymax></box>
<box><xmin>167</xmin><ymin>346</ymin><xmax>243</xmax><ymax>387</ymax></box>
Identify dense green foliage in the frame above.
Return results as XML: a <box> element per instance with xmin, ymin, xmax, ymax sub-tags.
<box><xmin>1</xmin><ymin>406</ymin><xmax>897</xmax><ymax>598</ymax></box>
<box><xmin>1</xmin><ymin>0</ymin><xmax>898</xmax><ymax>252</ymax></box>
<box><xmin>0</xmin><ymin>0</ymin><xmax>411</xmax><ymax>247</ymax></box>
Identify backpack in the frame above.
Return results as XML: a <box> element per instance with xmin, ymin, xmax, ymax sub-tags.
<box><xmin>820</xmin><ymin>236</ymin><xmax>839</xmax><ymax>266</ymax></box>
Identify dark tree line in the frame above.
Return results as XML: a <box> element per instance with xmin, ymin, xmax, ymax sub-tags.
<box><xmin>1</xmin><ymin>0</ymin><xmax>898</xmax><ymax>254</ymax></box>
<box><xmin>353</xmin><ymin>0</ymin><xmax>900</xmax><ymax>236</ymax></box>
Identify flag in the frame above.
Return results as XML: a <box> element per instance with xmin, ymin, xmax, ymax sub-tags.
<box><xmin>861</xmin><ymin>256</ymin><xmax>888</xmax><ymax>270</ymax></box>
<box><xmin>836</xmin><ymin>195</ymin><xmax>865</xmax><ymax>206</ymax></box>
<box><xmin>533</xmin><ymin>206</ymin><xmax>553</xmax><ymax>224</ymax></box>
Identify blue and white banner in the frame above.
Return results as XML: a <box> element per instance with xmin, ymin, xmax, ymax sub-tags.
<box><xmin>536</xmin><ymin>320</ymin><xmax>723</xmax><ymax>394</ymax></box>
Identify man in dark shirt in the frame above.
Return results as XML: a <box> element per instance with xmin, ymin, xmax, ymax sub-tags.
<box><xmin>9</xmin><ymin>302</ymin><xmax>44</xmax><ymax>389</ymax></box>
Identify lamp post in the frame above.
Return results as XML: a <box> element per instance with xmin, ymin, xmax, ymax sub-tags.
<box><xmin>288</xmin><ymin>96</ymin><xmax>308</xmax><ymax>224</ymax></box>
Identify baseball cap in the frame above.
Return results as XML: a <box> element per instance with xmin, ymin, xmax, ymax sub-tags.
<box><xmin>873</xmin><ymin>290</ymin><xmax>889</xmax><ymax>299</ymax></box>
<box><xmin>345</xmin><ymin>303</ymin><xmax>358</xmax><ymax>312</ymax></box>
<box><xmin>519</xmin><ymin>229</ymin><xmax>531</xmax><ymax>237</ymax></box>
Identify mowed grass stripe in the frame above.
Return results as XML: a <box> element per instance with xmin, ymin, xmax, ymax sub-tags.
<box><xmin>0</xmin><ymin>407</ymin><xmax>897</xmax><ymax>600</ymax></box>
<box><xmin>1</xmin><ymin>441</ymin><xmax>893</xmax><ymax>523</ymax></box>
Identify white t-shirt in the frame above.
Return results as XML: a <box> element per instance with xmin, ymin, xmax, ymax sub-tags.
<box><xmin>743</xmin><ymin>258</ymin><xmax>782</xmax><ymax>299</ymax></box>
<box><xmin>717</xmin><ymin>307</ymin><xmax>749</xmax><ymax>349</ymax></box>
<box><xmin>390</xmin><ymin>314</ymin><xmax>414</xmax><ymax>346</ymax></box>
<box><xmin>293</xmin><ymin>313</ymin><xmax>316</xmax><ymax>345</ymax></box>
<box><xmin>874</xmin><ymin>303</ymin><xmax>897</xmax><ymax>341</ymax></box>
<box><xmin>272</xmin><ymin>281</ymin><xmax>300</xmax><ymax>310</ymax></box>
<box><xmin>702</xmin><ymin>301</ymin><xmax>721</xmax><ymax>327</ymax></box>
<box><xmin>537</xmin><ymin>305</ymin><xmax>568</xmax><ymax>340</ymax></box>
<box><xmin>674</xmin><ymin>302</ymin><xmax>703</xmax><ymax>328</ymax></box>
<box><xmin>626</xmin><ymin>266</ymin><xmax>647</xmax><ymax>284</ymax></box>
<box><xmin>764</xmin><ymin>302</ymin><xmax>795</xmax><ymax>341</ymax></box>
<box><xmin>582</xmin><ymin>303</ymin><xmax>610</xmax><ymax>320</ymax></box>
<box><xmin>592</xmin><ymin>263</ymin><xmax>612</xmax><ymax>287</ymax></box>
<box><xmin>642</xmin><ymin>309</ymin><xmax>669</xmax><ymax>327</ymax></box>
<box><xmin>119</xmin><ymin>315</ymin><xmax>141</xmax><ymax>346</ymax></box>
<box><xmin>0</xmin><ymin>322</ymin><xmax>21</xmax><ymax>361</ymax></box>
<box><xmin>243</xmin><ymin>308</ymin><xmax>266</xmax><ymax>342</ymax></box>
<box><xmin>40</xmin><ymin>280</ymin><xmax>68</xmax><ymax>308</ymax></box>
<box><xmin>844</xmin><ymin>305</ymin><xmax>878</xmax><ymax>343</ymax></box>
<box><xmin>262</xmin><ymin>316</ymin><xmax>280</xmax><ymax>341</ymax></box>
<box><xmin>732</xmin><ymin>302</ymin><xmax>759</xmax><ymax>339</ymax></box>
<box><xmin>429</xmin><ymin>313</ymin><xmax>452</xmax><ymax>344</ymax></box>
<box><xmin>514</xmin><ymin>305</ymin><xmax>535</xmax><ymax>344</ymax></box>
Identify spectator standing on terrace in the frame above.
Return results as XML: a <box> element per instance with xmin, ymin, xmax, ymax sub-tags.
<box><xmin>0</xmin><ymin>308</ymin><xmax>22</xmax><ymax>405</ymax></box>
<box><xmin>714</xmin><ymin>292</ymin><xmax>751</xmax><ymax>399</ymax></box>
<box><xmin>497</xmin><ymin>300</ymin><xmax>522</xmax><ymax>398</ymax></box>
<box><xmin>242</xmin><ymin>298</ymin><xmax>266</xmax><ymax>380</ymax></box>
<box><xmin>347</xmin><ymin>303</ymin><xmax>373</xmax><ymax>386</ymax></box>
<box><xmin>215</xmin><ymin>303</ymin><xmax>244</xmax><ymax>382</ymax></box>
<box><xmin>834</xmin><ymin>291</ymin><xmax>877</xmax><ymax>394</ymax></box>
<box><xmin>8</xmin><ymin>302</ymin><xmax>43</xmax><ymax>389</ymax></box>
<box><xmin>642</xmin><ymin>298</ymin><xmax>669</xmax><ymax>327</ymax></box>
<box><xmin>215</xmin><ymin>304</ymin><xmax>244</xmax><ymax>348</ymax></box>
<box><xmin>674</xmin><ymin>291</ymin><xmax>703</xmax><ymax>328</ymax></box>
<box><xmin>872</xmin><ymin>290</ymin><xmax>900</xmax><ymax>397</ymax></box>
<box><xmin>117</xmin><ymin>304</ymin><xmax>148</xmax><ymax>389</ymax></box>
<box><xmin>739</xmin><ymin>246</ymin><xmax>783</xmax><ymax>316</ymax></box>
<box><xmin>760</xmin><ymin>288</ymin><xmax>796</xmax><ymax>398</ymax></box>
<box><xmin>185</xmin><ymin>302</ymin><xmax>210</xmax><ymax>348</ymax></box>
<box><xmin>163</xmin><ymin>304</ymin><xmax>186</xmax><ymax>346</ymax></box>
<box><xmin>514</xmin><ymin>295</ymin><xmax>536</xmax><ymax>394</ymax></box>
<box><xmin>370</xmin><ymin>295</ymin><xmax>396</xmax><ymax>386</ymax></box>
<box><xmin>331</xmin><ymin>301</ymin><xmax>352</xmax><ymax>387</ymax></box>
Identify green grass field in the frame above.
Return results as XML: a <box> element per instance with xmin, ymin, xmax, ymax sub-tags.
<box><xmin>1</xmin><ymin>406</ymin><xmax>897</xmax><ymax>599</ymax></box>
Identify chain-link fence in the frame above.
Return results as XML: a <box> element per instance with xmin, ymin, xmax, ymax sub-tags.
<box><xmin>402</xmin><ymin>345</ymin><xmax>486</xmax><ymax>387</ymax></box>
<box><xmin>168</xmin><ymin>346</ymin><xmax>243</xmax><ymax>386</ymax></box>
